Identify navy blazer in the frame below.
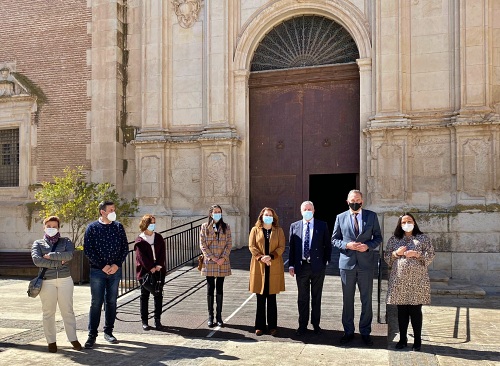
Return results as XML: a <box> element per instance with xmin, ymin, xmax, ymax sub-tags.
<box><xmin>288</xmin><ymin>219</ymin><xmax>332</xmax><ymax>274</ymax></box>
<box><xmin>331</xmin><ymin>209</ymin><xmax>383</xmax><ymax>270</ymax></box>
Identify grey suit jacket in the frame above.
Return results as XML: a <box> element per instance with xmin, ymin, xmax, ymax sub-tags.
<box><xmin>331</xmin><ymin>209</ymin><xmax>383</xmax><ymax>270</ymax></box>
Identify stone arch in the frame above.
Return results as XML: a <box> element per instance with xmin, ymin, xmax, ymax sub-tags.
<box><xmin>233</xmin><ymin>1</ymin><xmax>373</xmax><ymax>202</ymax></box>
<box><xmin>234</xmin><ymin>0</ymin><xmax>371</xmax><ymax>70</ymax></box>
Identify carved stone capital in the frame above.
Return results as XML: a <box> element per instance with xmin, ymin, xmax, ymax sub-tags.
<box><xmin>172</xmin><ymin>0</ymin><xmax>202</xmax><ymax>29</ymax></box>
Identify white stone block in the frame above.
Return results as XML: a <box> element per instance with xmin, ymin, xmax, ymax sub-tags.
<box><xmin>452</xmin><ymin>252</ymin><xmax>488</xmax><ymax>271</ymax></box>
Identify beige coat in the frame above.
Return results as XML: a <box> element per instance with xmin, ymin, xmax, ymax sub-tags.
<box><xmin>200</xmin><ymin>222</ymin><xmax>232</xmax><ymax>277</ymax></box>
<box><xmin>248</xmin><ymin>225</ymin><xmax>285</xmax><ymax>295</ymax></box>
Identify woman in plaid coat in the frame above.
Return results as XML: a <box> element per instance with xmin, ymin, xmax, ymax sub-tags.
<box><xmin>199</xmin><ymin>204</ymin><xmax>232</xmax><ymax>327</ymax></box>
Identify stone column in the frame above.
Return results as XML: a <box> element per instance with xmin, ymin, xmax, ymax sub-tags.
<box><xmin>89</xmin><ymin>0</ymin><xmax>126</xmax><ymax>188</ymax></box>
<box><xmin>357</xmin><ymin>58</ymin><xmax>372</xmax><ymax>197</ymax></box>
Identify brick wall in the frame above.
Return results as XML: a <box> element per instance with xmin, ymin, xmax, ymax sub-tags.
<box><xmin>0</xmin><ymin>0</ymin><xmax>91</xmax><ymax>182</ymax></box>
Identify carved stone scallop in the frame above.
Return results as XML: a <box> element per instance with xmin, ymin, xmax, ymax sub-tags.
<box><xmin>172</xmin><ymin>0</ymin><xmax>202</xmax><ymax>29</ymax></box>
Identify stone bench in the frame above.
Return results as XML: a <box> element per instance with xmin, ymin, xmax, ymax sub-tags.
<box><xmin>0</xmin><ymin>250</ymin><xmax>38</xmax><ymax>277</ymax></box>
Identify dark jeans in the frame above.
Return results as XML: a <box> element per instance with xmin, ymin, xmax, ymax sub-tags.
<box><xmin>88</xmin><ymin>267</ymin><xmax>122</xmax><ymax>336</ymax></box>
<box><xmin>206</xmin><ymin>276</ymin><xmax>225</xmax><ymax>296</ymax></box>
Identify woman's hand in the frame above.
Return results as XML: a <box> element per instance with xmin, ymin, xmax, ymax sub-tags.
<box><xmin>216</xmin><ymin>258</ymin><xmax>225</xmax><ymax>266</ymax></box>
<box><xmin>260</xmin><ymin>255</ymin><xmax>271</xmax><ymax>266</ymax></box>
<box><xmin>395</xmin><ymin>246</ymin><xmax>407</xmax><ymax>256</ymax></box>
<box><xmin>404</xmin><ymin>250</ymin><xmax>421</xmax><ymax>258</ymax></box>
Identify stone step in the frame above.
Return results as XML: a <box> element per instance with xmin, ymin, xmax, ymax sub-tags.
<box><xmin>431</xmin><ymin>278</ymin><xmax>486</xmax><ymax>299</ymax></box>
<box><xmin>429</xmin><ymin>269</ymin><xmax>450</xmax><ymax>283</ymax></box>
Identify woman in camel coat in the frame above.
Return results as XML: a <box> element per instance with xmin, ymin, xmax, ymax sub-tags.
<box><xmin>249</xmin><ymin>207</ymin><xmax>285</xmax><ymax>336</ymax></box>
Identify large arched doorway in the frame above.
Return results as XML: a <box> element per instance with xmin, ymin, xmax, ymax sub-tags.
<box><xmin>249</xmin><ymin>15</ymin><xmax>360</xmax><ymax>232</ymax></box>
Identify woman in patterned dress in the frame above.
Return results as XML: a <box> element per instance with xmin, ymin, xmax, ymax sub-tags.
<box><xmin>385</xmin><ymin>213</ymin><xmax>435</xmax><ymax>351</ymax></box>
<box><xmin>199</xmin><ymin>204</ymin><xmax>232</xmax><ymax>327</ymax></box>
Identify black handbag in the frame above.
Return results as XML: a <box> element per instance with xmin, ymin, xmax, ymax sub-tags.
<box><xmin>27</xmin><ymin>241</ymin><xmax>59</xmax><ymax>298</ymax></box>
<box><xmin>142</xmin><ymin>271</ymin><xmax>162</xmax><ymax>295</ymax></box>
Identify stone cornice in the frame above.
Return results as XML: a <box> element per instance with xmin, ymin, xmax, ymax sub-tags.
<box><xmin>133</xmin><ymin>127</ymin><xmax>241</xmax><ymax>145</ymax></box>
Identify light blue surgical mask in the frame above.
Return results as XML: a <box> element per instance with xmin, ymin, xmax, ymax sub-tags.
<box><xmin>302</xmin><ymin>211</ymin><xmax>313</xmax><ymax>221</ymax></box>
<box><xmin>263</xmin><ymin>216</ymin><xmax>273</xmax><ymax>225</ymax></box>
<box><xmin>147</xmin><ymin>224</ymin><xmax>155</xmax><ymax>232</ymax></box>
<box><xmin>212</xmin><ymin>213</ymin><xmax>222</xmax><ymax>222</ymax></box>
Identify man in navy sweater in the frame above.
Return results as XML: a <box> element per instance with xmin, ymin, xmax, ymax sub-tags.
<box><xmin>83</xmin><ymin>200</ymin><xmax>129</xmax><ymax>349</ymax></box>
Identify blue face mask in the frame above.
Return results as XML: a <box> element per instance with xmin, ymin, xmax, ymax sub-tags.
<box><xmin>212</xmin><ymin>213</ymin><xmax>222</xmax><ymax>222</ymax></box>
<box><xmin>147</xmin><ymin>224</ymin><xmax>155</xmax><ymax>232</ymax></box>
<box><xmin>302</xmin><ymin>211</ymin><xmax>313</xmax><ymax>221</ymax></box>
<box><xmin>263</xmin><ymin>216</ymin><xmax>273</xmax><ymax>225</ymax></box>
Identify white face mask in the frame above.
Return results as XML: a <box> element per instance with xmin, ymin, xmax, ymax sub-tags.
<box><xmin>45</xmin><ymin>227</ymin><xmax>58</xmax><ymax>237</ymax></box>
<box><xmin>401</xmin><ymin>223</ymin><xmax>414</xmax><ymax>232</ymax></box>
<box><xmin>107</xmin><ymin>211</ymin><xmax>117</xmax><ymax>222</ymax></box>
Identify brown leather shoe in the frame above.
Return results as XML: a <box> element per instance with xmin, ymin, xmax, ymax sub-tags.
<box><xmin>269</xmin><ymin>328</ymin><xmax>278</xmax><ymax>336</ymax></box>
<box><xmin>255</xmin><ymin>329</ymin><xmax>264</xmax><ymax>336</ymax></box>
<box><xmin>71</xmin><ymin>340</ymin><xmax>82</xmax><ymax>351</ymax></box>
<box><xmin>48</xmin><ymin>342</ymin><xmax>57</xmax><ymax>353</ymax></box>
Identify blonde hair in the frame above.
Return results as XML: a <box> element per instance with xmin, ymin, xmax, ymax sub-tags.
<box><xmin>139</xmin><ymin>214</ymin><xmax>155</xmax><ymax>232</ymax></box>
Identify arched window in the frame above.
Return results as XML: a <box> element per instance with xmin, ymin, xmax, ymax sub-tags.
<box><xmin>250</xmin><ymin>15</ymin><xmax>359</xmax><ymax>72</ymax></box>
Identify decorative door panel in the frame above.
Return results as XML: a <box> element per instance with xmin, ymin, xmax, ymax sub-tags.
<box><xmin>249</xmin><ymin>64</ymin><xmax>359</xmax><ymax>233</ymax></box>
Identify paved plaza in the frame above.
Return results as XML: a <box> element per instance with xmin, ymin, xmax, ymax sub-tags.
<box><xmin>0</xmin><ymin>249</ymin><xmax>499</xmax><ymax>365</ymax></box>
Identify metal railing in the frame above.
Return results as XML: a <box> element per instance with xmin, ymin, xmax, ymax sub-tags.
<box><xmin>118</xmin><ymin>216</ymin><xmax>207</xmax><ymax>297</ymax></box>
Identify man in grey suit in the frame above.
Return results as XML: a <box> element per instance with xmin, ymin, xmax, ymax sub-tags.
<box><xmin>288</xmin><ymin>201</ymin><xmax>331</xmax><ymax>336</ymax></box>
<box><xmin>331</xmin><ymin>190</ymin><xmax>383</xmax><ymax>346</ymax></box>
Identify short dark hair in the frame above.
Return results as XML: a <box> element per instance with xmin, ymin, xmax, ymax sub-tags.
<box><xmin>98</xmin><ymin>200</ymin><xmax>115</xmax><ymax>216</ymax></box>
<box><xmin>43</xmin><ymin>215</ymin><xmax>60</xmax><ymax>228</ymax></box>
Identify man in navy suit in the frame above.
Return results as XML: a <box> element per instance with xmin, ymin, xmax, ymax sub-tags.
<box><xmin>288</xmin><ymin>201</ymin><xmax>332</xmax><ymax>336</ymax></box>
<box><xmin>331</xmin><ymin>190</ymin><xmax>382</xmax><ymax>346</ymax></box>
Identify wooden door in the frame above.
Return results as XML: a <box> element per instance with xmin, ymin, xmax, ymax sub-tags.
<box><xmin>249</xmin><ymin>64</ymin><xmax>359</xmax><ymax>233</ymax></box>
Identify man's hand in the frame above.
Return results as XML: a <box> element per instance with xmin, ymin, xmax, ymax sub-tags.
<box><xmin>347</xmin><ymin>242</ymin><xmax>369</xmax><ymax>252</ymax></box>
<box><xmin>289</xmin><ymin>267</ymin><xmax>295</xmax><ymax>277</ymax></box>
<box><xmin>102</xmin><ymin>264</ymin><xmax>111</xmax><ymax>274</ymax></box>
<box><xmin>356</xmin><ymin>243</ymin><xmax>369</xmax><ymax>252</ymax></box>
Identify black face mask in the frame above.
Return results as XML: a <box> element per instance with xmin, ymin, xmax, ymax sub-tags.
<box><xmin>348</xmin><ymin>202</ymin><xmax>362</xmax><ymax>211</ymax></box>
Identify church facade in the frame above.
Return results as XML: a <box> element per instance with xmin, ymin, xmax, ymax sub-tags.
<box><xmin>0</xmin><ymin>0</ymin><xmax>499</xmax><ymax>289</ymax></box>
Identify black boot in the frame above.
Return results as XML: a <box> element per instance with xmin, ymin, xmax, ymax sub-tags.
<box><xmin>216</xmin><ymin>294</ymin><xmax>224</xmax><ymax>327</ymax></box>
<box><xmin>154</xmin><ymin>294</ymin><xmax>163</xmax><ymax>330</ymax></box>
<box><xmin>155</xmin><ymin>318</ymin><xmax>163</xmax><ymax>330</ymax></box>
<box><xmin>207</xmin><ymin>295</ymin><xmax>215</xmax><ymax>328</ymax></box>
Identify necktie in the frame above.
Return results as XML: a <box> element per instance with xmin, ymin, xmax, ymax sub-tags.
<box><xmin>353</xmin><ymin>213</ymin><xmax>359</xmax><ymax>237</ymax></box>
<box><xmin>304</xmin><ymin>222</ymin><xmax>310</xmax><ymax>259</ymax></box>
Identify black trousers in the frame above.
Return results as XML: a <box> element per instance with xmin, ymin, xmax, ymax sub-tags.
<box><xmin>255</xmin><ymin>265</ymin><xmax>277</xmax><ymax>330</ymax></box>
<box><xmin>397</xmin><ymin>304</ymin><xmax>423</xmax><ymax>343</ymax></box>
<box><xmin>140</xmin><ymin>280</ymin><xmax>164</xmax><ymax>322</ymax></box>
<box><xmin>296</xmin><ymin>262</ymin><xmax>326</xmax><ymax>329</ymax></box>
